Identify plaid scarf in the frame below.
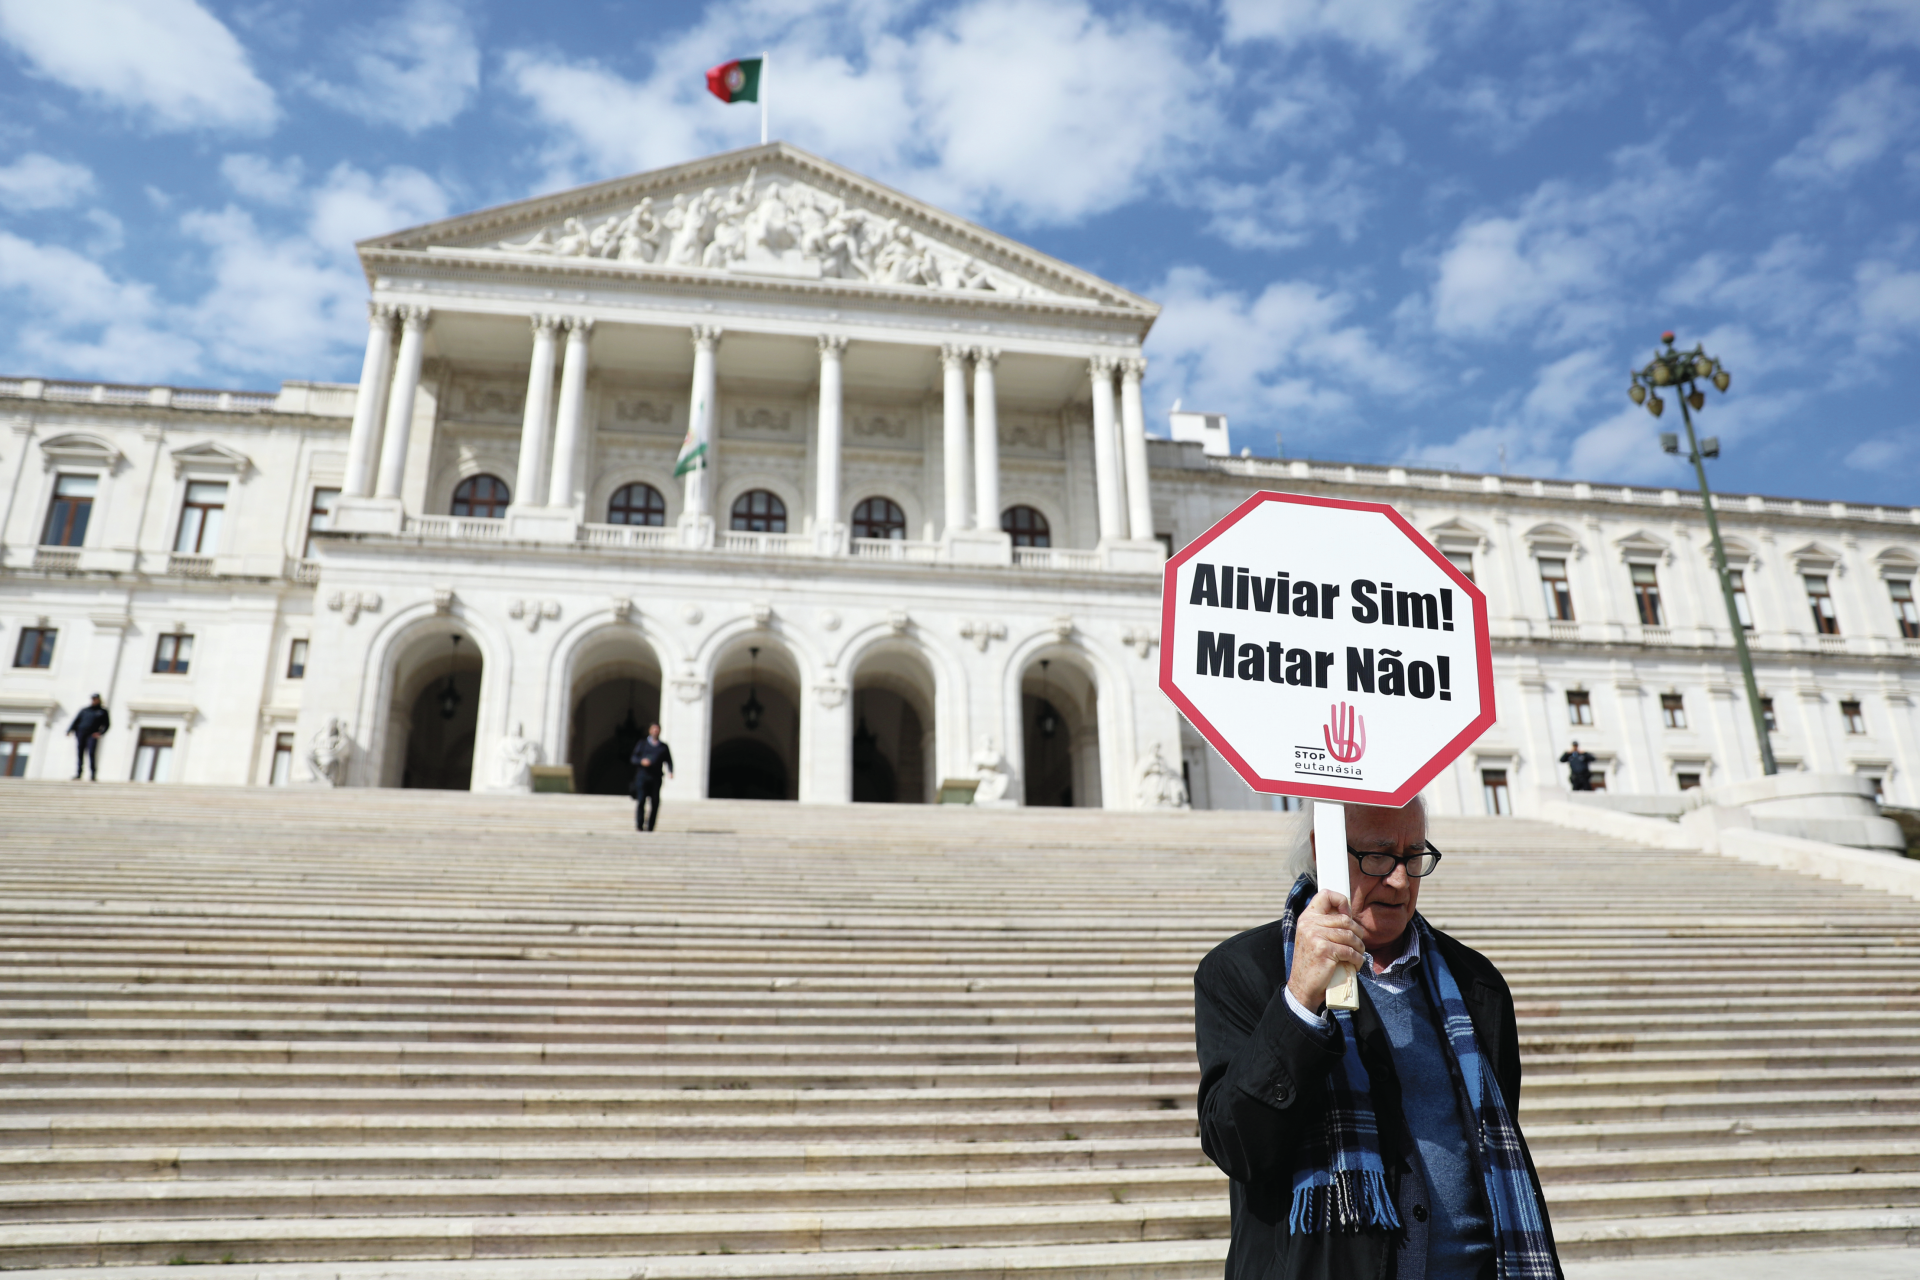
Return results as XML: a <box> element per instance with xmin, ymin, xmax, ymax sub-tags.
<box><xmin>1280</xmin><ymin>875</ymin><xmax>1560</xmax><ymax>1279</ymax></box>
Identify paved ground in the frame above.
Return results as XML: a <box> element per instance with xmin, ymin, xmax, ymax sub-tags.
<box><xmin>1565</xmin><ymin>1246</ymin><xmax>1920</xmax><ymax>1279</ymax></box>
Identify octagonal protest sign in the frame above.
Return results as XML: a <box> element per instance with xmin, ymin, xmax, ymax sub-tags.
<box><xmin>1158</xmin><ymin>490</ymin><xmax>1495</xmax><ymax>807</ymax></box>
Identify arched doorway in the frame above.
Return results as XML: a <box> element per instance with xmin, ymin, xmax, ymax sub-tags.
<box><xmin>567</xmin><ymin>631</ymin><xmax>664</xmax><ymax>796</ymax></box>
<box><xmin>850</xmin><ymin>645</ymin><xmax>936</xmax><ymax>804</ymax></box>
<box><xmin>1020</xmin><ymin>654</ymin><xmax>1101</xmax><ymax>808</ymax></box>
<box><xmin>384</xmin><ymin>627</ymin><xmax>484</xmax><ymax>790</ymax></box>
<box><xmin>709</xmin><ymin>641</ymin><xmax>800</xmax><ymax>801</ymax></box>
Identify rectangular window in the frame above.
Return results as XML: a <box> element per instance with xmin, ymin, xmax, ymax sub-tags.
<box><xmin>1481</xmin><ymin>769</ymin><xmax>1511</xmax><ymax>816</ymax></box>
<box><xmin>287</xmin><ymin>638</ymin><xmax>308</xmax><ymax>679</ymax></box>
<box><xmin>132</xmin><ymin>727</ymin><xmax>175</xmax><ymax>782</ymax></box>
<box><xmin>1567</xmin><ymin>690</ymin><xmax>1594</xmax><ymax>725</ymax></box>
<box><xmin>1841</xmin><ymin>700</ymin><xmax>1866</xmax><ymax>735</ymax></box>
<box><xmin>304</xmin><ymin>487</ymin><xmax>340</xmax><ymax>558</ymax></box>
<box><xmin>1538</xmin><ymin>558</ymin><xmax>1575</xmax><ymax>621</ymax></box>
<box><xmin>1727</xmin><ymin>569</ymin><xmax>1754</xmax><ymax>631</ymax></box>
<box><xmin>152</xmin><ymin>633</ymin><xmax>193</xmax><ymax>675</ymax></box>
<box><xmin>13</xmin><ymin>627</ymin><xmax>56</xmax><ymax>669</ymax></box>
<box><xmin>1630</xmin><ymin>562</ymin><xmax>1663</xmax><ymax>626</ymax></box>
<box><xmin>1661</xmin><ymin>693</ymin><xmax>1687</xmax><ymax>729</ymax></box>
<box><xmin>1760</xmin><ymin>697</ymin><xmax>1777</xmax><ymax>733</ymax></box>
<box><xmin>174</xmin><ymin>481</ymin><xmax>228</xmax><ymax>555</ymax></box>
<box><xmin>1445</xmin><ymin>550</ymin><xmax>1476</xmax><ymax>583</ymax></box>
<box><xmin>41</xmin><ymin>474</ymin><xmax>97</xmax><ymax>547</ymax></box>
<box><xmin>1588</xmin><ymin>770</ymin><xmax>1607</xmax><ymax>792</ymax></box>
<box><xmin>1269</xmin><ymin>795</ymin><xmax>1305</xmax><ymax>812</ymax></box>
<box><xmin>1892</xmin><ymin>580</ymin><xmax>1919</xmax><ymax>640</ymax></box>
<box><xmin>1676</xmin><ymin>771</ymin><xmax>1702</xmax><ymax>791</ymax></box>
<box><xmin>1805</xmin><ymin>574</ymin><xmax>1840</xmax><ymax>635</ymax></box>
<box><xmin>0</xmin><ymin>723</ymin><xmax>30</xmax><ymax>778</ymax></box>
<box><xmin>270</xmin><ymin>732</ymin><xmax>295</xmax><ymax>785</ymax></box>
<box><xmin>1864</xmin><ymin>774</ymin><xmax>1885</xmax><ymax>802</ymax></box>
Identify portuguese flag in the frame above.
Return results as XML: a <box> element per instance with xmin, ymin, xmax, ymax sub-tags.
<box><xmin>706</xmin><ymin>57</ymin><xmax>762</xmax><ymax>104</ymax></box>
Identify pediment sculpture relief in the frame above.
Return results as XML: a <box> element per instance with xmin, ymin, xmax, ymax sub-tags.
<box><xmin>495</xmin><ymin>168</ymin><xmax>1049</xmax><ymax>297</ymax></box>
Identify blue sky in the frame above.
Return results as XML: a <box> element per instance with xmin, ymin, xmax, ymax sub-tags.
<box><xmin>1</xmin><ymin>1</ymin><xmax>1917</xmax><ymax>504</ymax></box>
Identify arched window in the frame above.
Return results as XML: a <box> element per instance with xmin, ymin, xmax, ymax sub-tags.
<box><xmin>1001</xmin><ymin>504</ymin><xmax>1050</xmax><ymax>548</ymax></box>
<box><xmin>608</xmin><ymin>482</ymin><xmax>667</xmax><ymax>526</ymax></box>
<box><xmin>451</xmin><ymin>474</ymin><xmax>510</xmax><ymax>519</ymax></box>
<box><xmin>730</xmin><ymin>489</ymin><xmax>787</xmax><ymax>533</ymax></box>
<box><xmin>851</xmin><ymin>496</ymin><xmax>906</xmax><ymax>540</ymax></box>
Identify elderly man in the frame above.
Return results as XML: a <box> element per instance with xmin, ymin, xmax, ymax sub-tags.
<box><xmin>1193</xmin><ymin>798</ymin><xmax>1561</xmax><ymax>1279</ymax></box>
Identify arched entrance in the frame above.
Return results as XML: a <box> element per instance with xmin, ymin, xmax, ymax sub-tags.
<box><xmin>709</xmin><ymin>641</ymin><xmax>800</xmax><ymax>801</ymax></box>
<box><xmin>850</xmin><ymin>645</ymin><xmax>936</xmax><ymax>804</ymax></box>
<box><xmin>384</xmin><ymin>626</ymin><xmax>484</xmax><ymax>790</ymax></box>
<box><xmin>567</xmin><ymin>631</ymin><xmax>664</xmax><ymax>796</ymax></box>
<box><xmin>1020</xmin><ymin>654</ymin><xmax>1101</xmax><ymax>808</ymax></box>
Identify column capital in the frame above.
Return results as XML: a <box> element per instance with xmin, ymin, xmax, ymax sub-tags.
<box><xmin>817</xmin><ymin>333</ymin><xmax>849</xmax><ymax>356</ymax></box>
<box><xmin>397</xmin><ymin>305</ymin><xmax>432</xmax><ymax>330</ymax></box>
<box><xmin>1089</xmin><ymin>353</ymin><xmax>1120</xmax><ymax>377</ymax></box>
<box><xmin>690</xmin><ymin>324</ymin><xmax>723</xmax><ymax>349</ymax></box>
<box><xmin>564</xmin><ymin>315</ymin><xmax>595</xmax><ymax>335</ymax></box>
<box><xmin>1118</xmin><ymin>355</ymin><xmax>1147</xmax><ymax>380</ymax></box>
<box><xmin>971</xmin><ymin>346</ymin><xmax>1000</xmax><ymax>368</ymax></box>
<box><xmin>367</xmin><ymin>300</ymin><xmax>397</xmax><ymax>324</ymax></box>
<box><xmin>940</xmin><ymin>343</ymin><xmax>971</xmax><ymax>367</ymax></box>
<box><xmin>529</xmin><ymin>314</ymin><xmax>561</xmax><ymax>335</ymax></box>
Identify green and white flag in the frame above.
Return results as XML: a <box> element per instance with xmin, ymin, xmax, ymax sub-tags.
<box><xmin>674</xmin><ymin>393</ymin><xmax>708</xmax><ymax>477</ymax></box>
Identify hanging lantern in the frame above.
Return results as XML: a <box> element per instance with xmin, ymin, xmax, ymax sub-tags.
<box><xmin>741</xmin><ymin>647</ymin><xmax>764</xmax><ymax>730</ymax></box>
<box><xmin>438</xmin><ymin>636</ymin><xmax>464</xmax><ymax>721</ymax></box>
<box><xmin>1628</xmin><ymin>383</ymin><xmax>1647</xmax><ymax>405</ymax></box>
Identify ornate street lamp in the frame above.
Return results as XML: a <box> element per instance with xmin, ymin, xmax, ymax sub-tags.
<box><xmin>438</xmin><ymin>636</ymin><xmax>464</xmax><ymax>721</ymax></box>
<box><xmin>1036</xmin><ymin>659</ymin><xmax>1059</xmax><ymax>740</ymax></box>
<box><xmin>1628</xmin><ymin>333</ymin><xmax>1776</xmax><ymax>776</ymax></box>
<box><xmin>740</xmin><ymin>647</ymin><xmax>765</xmax><ymax>731</ymax></box>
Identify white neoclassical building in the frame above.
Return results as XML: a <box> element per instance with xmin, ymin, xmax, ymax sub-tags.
<box><xmin>2</xmin><ymin>143</ymin><xmax>1917</xmax><ymax>815</ymax></box>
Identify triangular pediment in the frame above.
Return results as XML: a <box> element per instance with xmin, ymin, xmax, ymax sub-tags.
<box><xmin>171</xmin><ymin>440</ymin><xmax>252</xmax><ymax>478</ymax></box>
<box><xmin>359</xmin><ymin>143</ymin><xmax>1154</xmax><ymax>315</ymax></box>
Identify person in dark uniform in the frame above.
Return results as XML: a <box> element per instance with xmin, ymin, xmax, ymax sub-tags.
<box><xmin>67</xmin><ymin>694</ymin><xmax>109</xmax><ymax>781</ymax></box>
<box><xmin>630</xmin><ymin>724</ymin><xmax>673</xmax><ymax>832</ymax></box>
<box><xmin>1559</xmin><ymin>742</ymin><xmax>1595</xmax><ymax>792</ymax></box>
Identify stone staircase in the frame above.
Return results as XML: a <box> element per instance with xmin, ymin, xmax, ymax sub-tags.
<box><xmin>0</xmin><ymin>783</ymin><xmax>1916</xmax><ymax>1277</ymax></box>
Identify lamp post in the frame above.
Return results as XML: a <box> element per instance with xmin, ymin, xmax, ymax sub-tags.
<box><xmin>1628</xmin><ymin>332</ymin><xmax>1777</xmax><ymax>776</ymax></box>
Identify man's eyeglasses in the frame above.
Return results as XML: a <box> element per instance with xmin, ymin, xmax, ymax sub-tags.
<box><xmin>1346</xmin><ymin>842</ymin><xmax>1443</xmax><ymax>878</ymax></box>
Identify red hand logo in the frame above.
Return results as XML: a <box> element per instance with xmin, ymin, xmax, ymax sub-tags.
<box><xmin>1324</xmin><ymin>702</ymin><xmax>1367</xmax><ymax>763</ymax></box>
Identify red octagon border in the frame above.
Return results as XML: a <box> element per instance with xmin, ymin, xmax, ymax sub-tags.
<box><xmin>1157</xmin><ymin>489</ymin><xmax>1496</xmax><ymax>807</ymax></box>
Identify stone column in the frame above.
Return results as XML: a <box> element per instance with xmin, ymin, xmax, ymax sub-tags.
<box><xmin>1088</xmin><ymin>356</ymin><xmax>1124</xmax><ymax>542</ymax></box>
<box><xmin>546</xmin><ymin>317</ymin><xmax>594</xmax><ymax>510</ymax></box>
<box><xmin>815</xmin><ymin>335</ymin><xmax>848</xmax><ymax>552</ymax></box>
<box><xmin>1118</xmin><ymin>356</ymin><xmax>1153</xmax><ymax>542</ymax></box>
<box><xmin>374</xmin><ymin>306</ymin><xmax>430</xmax><ymax>500</ymax></box>
<box><xmin>343</xmin><ymin>303</ymin><xmax>394</xmax><ymax>499</ymax></box>
<box><xmin>514</xmin><ymin>315</ymin><xmax>560</xmax><ymax>509</ymax></box>
<box><xmin>971</xmin><ymin>347</ymin><xmax>1001</xmax><ymax>533</ymax></box>
<box><xmin>682</xmin><ymin>326</ymin><xmax>722</xmax><ymax>527</ymax></box>
<box><xmin>941</xmin><ymin>345</ymin><xmax>972</xmax><ymax>535</ymax></box>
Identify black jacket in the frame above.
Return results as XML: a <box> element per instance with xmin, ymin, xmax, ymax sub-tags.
<box><xmin>630</xmin><ymin>738</ymin><xmax>673</xmax><ymax>781</ymax></box>
<box><xmin>1194</xmin><ymin>916</ymin><xmax>1560</xmax><ymax>1280</ymax></box>
<box><xmin>68</xmin><ymin>705</ymin><xmax>110</xmax><ymax>738</ymax></box>
<box><xmin>1558</xmin><ymin>750</ymin><xmax>1594</xmax><ymax>780</ymax></box>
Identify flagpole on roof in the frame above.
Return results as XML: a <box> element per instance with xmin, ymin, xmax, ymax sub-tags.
<box><xmin>760</xmin><ymin>50</ymin><xmax>769</xmax><ymax>144</ymax></box>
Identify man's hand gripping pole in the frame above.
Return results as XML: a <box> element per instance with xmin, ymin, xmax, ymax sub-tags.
<box><xmin>1313</xmin><ymin>800</ymin><xmax>1360</xmax><ymax>1011</ymax></box>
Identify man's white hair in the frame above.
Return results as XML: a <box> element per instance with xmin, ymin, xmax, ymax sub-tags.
<box><xmin>1283</xmin><ymin>794</ymin><xmax>1428</xmax><ymax>884</ymax></box>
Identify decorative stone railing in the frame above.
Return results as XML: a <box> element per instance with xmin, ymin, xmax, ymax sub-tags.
<box><xmin>1013</xmin><ymin>546</ymin><xmax>1101</xmax><ymax>572</ymax></box>
<box><xmin>717</xmin><ymin>531</ymin><xmax>812</xmax><ymax>556</ymax></box>
<box><xmin>850</xmin><ymin>537</ymin><xmax>941</xmax><ymax>563</ymax></box>
<box><xmin>404</xmin><ymin>515</ymin><xmax>507</xmax><ymax>541</ymax></box>
<box><xmin>580</xmin><ymin>522</ymin><xmax>677</xmax><ymax>550</ymax></box>
<box><xmin>167</xmin><ymin>553</ymin><xmax>215</xmax><ymax>578</ymax></box>
<box><xmin>31</xmin><ymin>548</ymin><xmax>80</xmax><ymax>573</ymax></box>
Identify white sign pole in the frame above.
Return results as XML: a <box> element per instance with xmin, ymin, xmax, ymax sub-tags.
<box><xmin>1313</xmin><ymin>800</ymin><xmax>1360</xmax><ymax>1011</ymax></box>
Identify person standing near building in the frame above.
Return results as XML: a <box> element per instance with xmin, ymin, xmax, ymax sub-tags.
<box><xmin>1559</xmin><ymin>742</ymin><xmax>1595</xmax><ymax>792</ymax></box>
<box><xmin>630</xmin><ymin>724</ymin><xmax>673</xmax><ymax>832</ymax></box>
<box><xmin>67</xmin><ymin>694</ymin><xmax>109</xmax><ymax>781</ymax></box>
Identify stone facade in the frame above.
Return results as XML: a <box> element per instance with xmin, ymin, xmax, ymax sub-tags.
<box><xmin>2</xmin><ymin>144</ymin><xmax>1916</xmax><ymax>812</ymax></box>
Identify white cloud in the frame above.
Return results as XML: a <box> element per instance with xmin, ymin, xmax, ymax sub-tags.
<box><xmin>503</xmin><ymin>0</ymin><xmax>1220</xmax><ymax>227</ymax></box>
<box><xmin>304</xmin><ymin>0</ymin><xmax>480</xmax><ymax>133</ymax></box>
<box><xmin>1191</xmin><ymin>160</ymin><xmax>1372</xmax><ymax>251</ymax></box>
<box><xmin>1843</xmin><ymin>434</ymin><xmax>1915</xmax><ymax>470</ymax></box>
<box><xmin>1220</xmin><ymin>0</ymin><xmax>1442</xmax><ymax>72</ymax></box>
<box><xmin>1428</xmin><ymin>155</ymin><xmax>1711</xmax><ymax>344</ymax></box>
<box><xmin>1774</xmin><ymin>69</ymin><xmax>1917</xmax><ymax>184</ymax></box>
<box><xmin>1143</xmin><ymin>265</ymin><xmax>1416</xmax><ymax>445</ymax></box>
<box><xmin>221</xmin><ymin>154</ymin><xmax>306</xmax><ymax>206</ymax></box>
<box><xmin>0</xmin><ymin>0</ymin><xmax>277</xmax><ymax>132</ymax></box>
<box><xmin>306</xmin><ymin>163</ymin><xmax>450</xmax><ymax>252</ymax></box>
<box><xmin>0</xmin><ymin>152</ymin><xmax>94</xmax><ymax>211</ymax></box>
<box><xmin>0</xmin><ymin>230</ymin><xmax>198</xmax><ymax>378</ymax></box>
<box><xmin>1779</xmin><ymin>0</ymin><xmax>1920</xmax><ymax>49</ymax></box>
<box><xmin>1852</xmin><ymin>260</ymin><xmax>1920</xmax><ymax>351</ymax></box>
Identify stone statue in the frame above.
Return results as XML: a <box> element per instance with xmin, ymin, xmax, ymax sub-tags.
<box><xmin>497</xmin><ymin>723</ymin><xmax>541</xmax><ymax>792</ymax></box>
<box><xmin>972</xmin><ymin>736</ymin><xmax>1014</xmax><ymax>807</ymax></box>
<box><xmin>306</xmin><ymin>718</ymin><xmax>351</xmax><ymax>787</ymax></box>
<box><xmin>491</xmin><ymin>168</ymin><xmax>1036</xmax><ymax>297</ymax></box>
<box><xmin>1134</xmin><ymin>744</ymin><xmax>1189</xmax><ymax>810</ymax></box>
